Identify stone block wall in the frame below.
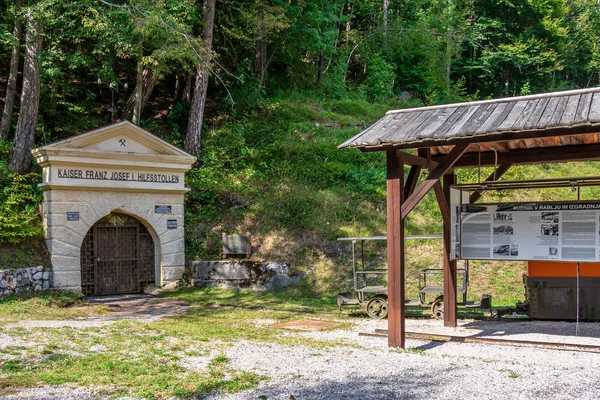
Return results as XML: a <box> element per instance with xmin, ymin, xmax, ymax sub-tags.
<box><xmin>0</xmin><ymin>266</ymin><xmax>53</xmax><ymax>298</ymax></box>
<box><xmin>42</xmin><ymin>189</ymin><xmax>186</xmax><ymax>291</ymax></box>
<box><xmin>191</xmin><ymin>260</ymin><xmax>302</xmax><ymax>290</ymax></box>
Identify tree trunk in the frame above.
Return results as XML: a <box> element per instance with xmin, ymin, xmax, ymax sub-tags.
<box><xmin>254</xmin><ymin>4</ymin><xmax>267</xmax><ymax>85</ymax></box>
<box><xmin>9</xmin><ymin>10</ymin><xmax>42</xmax><ymax>174</ymax></box>
<box><xmin>383</xmin><ymin>0</ymin><xmax>389</xmax><ymax>52</ymax></box>
<box><xmin>1</xmin><ymin>0</ymin><xmax>22</xmax><ymax>141</ymax></box>
<box><xmin>345</xmin><ymin>2</ymin><xmax>353</xmax><ymax>45</ymax></box>
<box><xmin>123</xmin><ymin>66</ymin><xmax>156</xmax><ymax>123</ymax></box>
<box><xmin>445</xmin><ymin>0</ymin><xmax>453</xmax><ymax>93</ymax></box>
<box><xmin>174</xmin><ymin>74</ymin><xmax>180</xmax><ymax>99</ymax></box>
<box><xmin>182</xmin><ymin>72</ymin><xmax>193</xmax><ymax>101</ymax></box>
<box><xmin>50</xmin><ymin>80</ymin><xmax>58</xmax><ymax>111</ymax></box>
<box><xmin>132</xmin><ymin>57</ymin><xmax>143</xmax><ymax>124</ymax></box>
<box><xmin>185</xmin><ymin>0</ymin><xmax>216</xmax><ymax>159</ymax></box>
<box><xmin>316</xmin><ymin>54</ymin><xmax>324</xmax><ymax>86</ymax></box>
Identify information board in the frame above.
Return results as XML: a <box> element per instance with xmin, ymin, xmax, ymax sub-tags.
<box><xmin>451</xmin><ymin>189</ymin><xmax>600</xmax><ymax>262</ymax></box>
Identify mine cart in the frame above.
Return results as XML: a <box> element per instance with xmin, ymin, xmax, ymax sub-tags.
<box><xmin>337</xmin><ymin>236</ymin><xmax>492</xmax><ymax>319</ymax></box>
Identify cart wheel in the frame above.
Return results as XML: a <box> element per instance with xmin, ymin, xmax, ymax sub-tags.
<box><xmin>366</xmin><ymin>297</ymin><xmax>388</xmax><ymax>319</ymax></box>
<box><xmin>431</xmin><ymin>297</ymin><xmax>444</xmax><ymax>320</ymax></box>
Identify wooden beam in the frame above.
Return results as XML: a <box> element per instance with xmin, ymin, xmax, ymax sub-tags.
<box><xmin>487</xmin><ymin>141</ymin><xmax>510</xmax><ymax>152</ymax></box>
<box><xmin>469</xmin><ymin>164</ymin><xmax>512</xmax><ymax>203</ymax></box>
<box><xmin>397</xmin><ymin>151</ymin><xmax>439</xmax><ymax>168</ymax></box>
<box><xmin>404</xmin><ymin>165</ymin><xmax>422</xmax><ymax>199</ymax></box>
<box><xmin>442</xmin><ymin>173</ymin><xmax>457</xmax><ymax>327</ymax></box>
<box><xmin>433</xmin><ymin>181</ymin><xmax>450</xmax><ymax>228</ymax></box>
<box><xmin>401</xmin><ymin>144</ymin><xmax>468</xmax><ymax>219</ymax></box>
<box><xmin>435</xmin><ymin>142</ymin><xmax>600</xmax><ymax>167</ymax></box>
<box><xmin>386</xmin><ymin>149</ymin><xmax>405</xmax><ymax>349</ymax></box>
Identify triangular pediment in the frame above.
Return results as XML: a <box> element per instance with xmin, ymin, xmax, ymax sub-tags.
<box><xmin>37</xmin><ymin>121</ymin><xmax>194</xmax><ymax>159</ymax></box>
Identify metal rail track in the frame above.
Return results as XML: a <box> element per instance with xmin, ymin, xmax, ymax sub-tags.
<box><xmin>359</xmin><ymin>329</ymin><xmax>600</xmax><ymax>353</ymax></box>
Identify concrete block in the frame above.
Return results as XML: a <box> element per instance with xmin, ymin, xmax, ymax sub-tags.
<box><xmin>46</xmin><ymin>238</ymin><xmax>79</xmax><ymax>257</ymax></box>
<box><xmin>161</xmin><ymin>252</ymin><xmax>185</xmax><ymax>267</ymax></box>
<box><xmin>161</xmin><ymin>238</ymin><xmax>184</xmax><ymax>255</ymax></box>
<box><xmin>193</xmin><ymin>261</ymin><xmax>212</xmax><ymax>280</ymax></box>
<box><xmin>162</xmin><ymin>266</ymin><xmax>184</xmax><ymax>282</ymax></box>
<box><xmin>53</xmin><ymin>270</ymin><xmax>81</xmax><ymax>289</ymax></box>
<box><xmin>50</xmin><ymin>255</ymin><xmax>81</xmax><ymax>272</ymax></box>
<box><xmin>158</xmin><ymin>228</ymin><xmax>185</xmax><ymax>244</ymax></box>
<box><xmin>212</xmin><ymin>263</ymin><xmax>250</xmax><ymax>280</ymax></box>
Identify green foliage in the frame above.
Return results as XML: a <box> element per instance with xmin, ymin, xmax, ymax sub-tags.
<box><xmin>225</xmin><ymin>61</ymin><xmax>266</xmax><ymax>114</ymax></box>
<box><xmin>0</xmin><ymin>142</ymin><xmax>44</xmax><ymax>244</ymax></box>
<box><xmin>362</xmin><ymin>54</ymin><xmax>395</xmax><ymax>102</ymax></box>
<box><xmin>183</xmin><ymin>93</ymin><xmax>389</xmax><ymax>264</ymax></box>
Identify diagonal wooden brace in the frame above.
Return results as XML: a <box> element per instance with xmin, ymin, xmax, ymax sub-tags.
<box><xmin>401</xmin><ymin>144</ymin><xmax>468</xmax><ymax>219</ymax></box>
<box><xmin>433</xmin><ymin>181</ymin><xmax>450</xmax><ymax>228</ymax></box>
<box><xmin>469</xmin><ymin>164</ymin><xmax>512</xmax><ymax>203</ymax></box>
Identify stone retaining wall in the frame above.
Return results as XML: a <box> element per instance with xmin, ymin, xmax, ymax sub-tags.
<box><xmin>0</xmin><ymin>266</ymin><xmax>53</xmax><ymax>298</ymax></box>
<box><xmin>191</xmin><ymin>260</ymin><xmax>302</xmax><ymax>290</ymax></box>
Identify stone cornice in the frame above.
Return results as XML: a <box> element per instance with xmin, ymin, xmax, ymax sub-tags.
<box><xmin>38</xmin><ymin>183</ymin><xmax>190</xmax><ymax>194</ymax></box>
<box><xmin>33</xmin><ymin>148</ymin><xmax>195</xmax><ymax>169</ymax></box>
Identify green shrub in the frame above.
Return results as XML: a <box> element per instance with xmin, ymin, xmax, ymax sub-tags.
<box><xmin>362</xmin><ymin>55</ymin><xmax>396</xmax><ymax>102</ymax></box>
<box><xmin>0</xmin><ymin>142</ymin><xmax>44</xmax><ymax>244</ymax></box>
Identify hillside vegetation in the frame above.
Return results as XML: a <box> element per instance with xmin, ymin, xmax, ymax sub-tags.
<box><xmin>180</xmin><ymin>92</ymin><xmax>600</xmax><ymax>304</ymax></box>
<box><xmin>4</xmin><ymin>91</ymin><xmax>600</xmax><ymax>306</ymax></box>
<box><xmin>3</xmin><ymin>0</ymin><xmax>600</xmax><ymax>304</ymax></box>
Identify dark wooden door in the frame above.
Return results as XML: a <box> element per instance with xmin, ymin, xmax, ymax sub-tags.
<box><xmin>94</xmin><ymin>225</ymin><xmax>139</xmax><ymax>295</ymax></box>
<box><xmin>81</xmin><ymin>213</ymin><xmax>155</xmax><ymax>296</ymax></box>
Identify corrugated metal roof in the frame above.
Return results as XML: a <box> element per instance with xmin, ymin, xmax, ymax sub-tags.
<box><xmin>339</xmin><ymin>87</ymin><xmax>600</xmax><ymax>151</ymax></box>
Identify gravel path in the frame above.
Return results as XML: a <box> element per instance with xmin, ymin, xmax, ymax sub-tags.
<box><xmin>2</xmin><ymin>317</ymin><xmax>600</xmax><ymax>400</ymax></box>
<box><xmin>201</xmin><ymin>318</ymin><xmax>600</xmax><ymax>400</ymax></box>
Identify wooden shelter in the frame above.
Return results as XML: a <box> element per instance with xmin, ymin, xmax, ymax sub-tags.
<box><xmin>339</xmin><ymin>87</ymin><xmax>600</xmax><ymax>348</ymax></box>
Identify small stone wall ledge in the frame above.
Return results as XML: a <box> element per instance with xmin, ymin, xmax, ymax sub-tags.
<box><xmin>0</xmin><ymin>266</ymin><xmax>53</xmax><ymax>299</ymax></box>
<box><xmin>191</xmin><ymin>260</ymin><xmax>302</xmax><ymax>290</ymax></box>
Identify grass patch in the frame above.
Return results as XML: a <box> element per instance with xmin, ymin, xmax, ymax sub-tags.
<box><xmin>0</xmin><ymin>240</ymin><xmax>50</xmax><ymax>270</ymax></box>
<box><xmin>0</xmin><ymin>291</ymin><xmax>353</xmax><ymax>399</ymax></box>
<box><xmin>0</xmin><ymin>291</ymin><xmax>108</xmax><ymax>322</ymax></box>
<box><xmin>1</xmin><ymin>349</ymin><xmax>263</xmax><ymax>399</ymax></box>
<box><xmin>161</xmin><ymin>286</ymin><xmax>340</xmax><ymax>313</ymax></box>
<box><xmin>0</xmin><ymin>285</ymin><xmax>529</xmax><ymax>398</ymax></box>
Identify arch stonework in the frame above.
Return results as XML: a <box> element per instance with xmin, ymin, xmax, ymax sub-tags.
<box><xmin>33</xmin><ymin>122</ymin><xmax>196</xmax><ymax>292</ymax></box>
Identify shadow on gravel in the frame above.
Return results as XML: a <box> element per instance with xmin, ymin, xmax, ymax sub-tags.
<box><xmin>460</xmin><ymin>319</ymin><xmax>600</xmax><ymax>341</ymax></box>
<box><xmin>225</xmin><ymin>369</ymin><xmax>451</xmax><ymax>400</ymax></box>
<box><xmin>412</xmin><ymin>340</ymin><xmax>446</xmax><ymax>351</ymax></box>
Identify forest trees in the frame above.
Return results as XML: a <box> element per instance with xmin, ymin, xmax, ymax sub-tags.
<box><xmin>0</xmin><ymin>0</ymin><xmax>21</xmax><ymax>141</ymax></box>
<box><xmin>1</xmin><ymin>0</ymin><xmax>600</xmax><ymax>173</ymax></box>
<box><xmin>9</xmin><ymin>8</ymin><xmax>42</xmax><ymax>174</ymax></box>
<box><xmin>185</xmin><ymin>0</ymin><xmax>216</xmax><ymax>159</ymax></box>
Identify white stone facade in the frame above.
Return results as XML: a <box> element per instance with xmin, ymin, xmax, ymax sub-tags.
<box><xmin>33</xmin><ymin>122</ymin><xmax>195</xmax><ymax>293</ymax></box>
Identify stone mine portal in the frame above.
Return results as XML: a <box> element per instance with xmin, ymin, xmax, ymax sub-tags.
<box><xmin>33</xmin><ymin>121</ymin><xmax>196</xmax><ymax>294</ymax></box>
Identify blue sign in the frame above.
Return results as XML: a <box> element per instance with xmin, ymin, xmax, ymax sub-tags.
<box><xmin>66</xmin><ymin>212</ymin><xmax>79</xmax><ymax>221</ymax></box>
<box><xmin>155</xmin><ymin>205</ymin><xmax>172</xmax><ymax>213</ymax></box>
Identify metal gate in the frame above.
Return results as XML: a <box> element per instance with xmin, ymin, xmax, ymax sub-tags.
<box><xmin>81</xmin><ymin>213</ymin><xmax>155</xmax><ymax>296</ymax></box>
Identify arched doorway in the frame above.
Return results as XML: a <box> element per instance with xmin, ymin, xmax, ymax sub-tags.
<box><xmin>80</xmin><ymin>212</ymin><xmax>155</xmax><ymax>296</ymax></box>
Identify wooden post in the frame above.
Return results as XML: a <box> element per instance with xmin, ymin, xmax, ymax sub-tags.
<box><xmin>386</xmin><ymin>149</ymin><xmax>405</xmax><ymax>348</ymax></box>
<box><xmin>443</xmin><ymin>171</ymin><xmax>457</xmax><ymax>327</ymax></box>
<box><xmin>245</xmin><ymin>231</ymin><xmax>252</xmax><ymax>259</ymax></box>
